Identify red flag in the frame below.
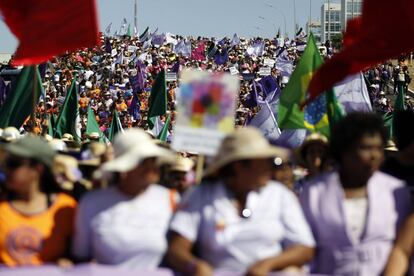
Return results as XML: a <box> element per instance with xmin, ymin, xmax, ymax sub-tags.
<box><xmin>306</xmin><ymin>0</ymin><xmax>414</xmax><ymax>105</ymax></box>
<box><xmin>191</xmin><ymin>41</ymin><xmax>206</xmax><ymax>62</ymax></box>
<box><xmin>0</xmin><ymin>0</ymin><xmax>100</xmax><ymax>65</ymax></box>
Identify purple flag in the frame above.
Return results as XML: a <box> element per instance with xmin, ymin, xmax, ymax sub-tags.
<box><xmin>214</xmin><ymin>47</ymin><xmax>228</xmax><ymax>65</ymax></box>
<box><xmin>171</xmin><ymin>61</ymin><xmax>180</xmax><ymax>73</ymax></box>
<box><xmin>259</xmin><ymin>76</ymin><xmax>279</xmax><ymax>97</ymax></box>
<box><xmin>105</xmin><ymin>37</ymin><xmax>112</xmax><ymax>53</ymax></box>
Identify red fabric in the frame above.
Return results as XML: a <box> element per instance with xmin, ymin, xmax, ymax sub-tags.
<box><xmin>191</xmin><ymin>41</ymin><xmax>206</xmax><ymax>61</ymax></box>
<box><xmin>0</xmin><ymin>0</ymin><xmax>100</xmax><ymax>65</ymax></box>
<box><xmin>306</xmin><ymin>0</ymin><xmax>414</xmax><ymax>105</ymax></box>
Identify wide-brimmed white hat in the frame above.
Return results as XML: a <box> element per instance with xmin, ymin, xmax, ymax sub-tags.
<box><xmin>100</xmin><ymin>128</ymin><xmax>176</xmax><ymax>173</ymax></box>
<box><xmin>203</xmin><ymin>127</ymin><xmax>289</xmax><ymax>177</ymax></box>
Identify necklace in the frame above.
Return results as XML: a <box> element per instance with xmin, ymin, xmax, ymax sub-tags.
<box><xmin>241</xmin><ymin>208</ymin><xmax>252</xmax><ymax>219</ymax></box>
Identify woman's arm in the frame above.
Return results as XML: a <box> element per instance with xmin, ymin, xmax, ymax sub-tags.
<box><xmin>384</xmin><ymin>213</ymin><xmax>414</xmax><ymax>276</ymax></box>
<box><xmin>167</xmin><ymin>232</ymin><xmax>213</xmax><ymax>276</ymax></box>
<box><xmin>246</xmin><ymin>245</ymin><xmax>314</xmax><ymax>276</ymax></box>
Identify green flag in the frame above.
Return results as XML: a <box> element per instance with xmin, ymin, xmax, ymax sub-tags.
<box><xmin>395</xmin><ymin>84</ymin><xmax>406</xmax><ymax>111</ymax></box>
<box><xmin>326</xmin><ymin>88</ymin><xmax>345</xmax><ymax>131</ymax></box>
<box><xmin>278</xmin><ymin>33</ymin><xmax>330</xmax><ymax>137</ymax></box>
<box><xmin>48</xmin><ymin>114</ymin><xmax>57</xmax><ymax>137</ymax></box>
<box><xmin>126</xmin><ymin>24</ymin><xmax>132</xmax><ymax>37</ymax></box>
<box><xmin>384</xmin><ymin>84</ymin><xmax>407</xmax><ymax>140</ymax></box>
<box><xmin>54</xmin><ymin>75</ymin><xmax>81</xmax><ymax>141</ymax></box>
<box><xmin>157</xmin><ymin>114</ymin><xmax>171</xmax><ymax>142</ymax></box>
<box><xmin>86</xmin><ymin>106</ymin><xmax>107</xmax><ymax>143</ymax></box>
<box><xmin>147</xmin><ymin>70</ymin><xmax>167</xmax><ymax>129</ymax></box>
<box><xmin>0</xmin><ymin>66</ymin><xmax>43</xmax><ymax>129</ymax></box>
<box><xmin>108</xmin><ymin>110</ymin><xmax>123</xmax><ymax>142</ymax></box>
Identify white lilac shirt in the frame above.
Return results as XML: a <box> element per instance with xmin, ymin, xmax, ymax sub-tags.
<box><xmin>169</xmin><ymin>180</ymin><xmax>315</xmax><ymax>273</ymax></box>
<box><xmin>72</xmin><ymin>185</ymin><xmax>176</xmax><ymax>269</ymax></box>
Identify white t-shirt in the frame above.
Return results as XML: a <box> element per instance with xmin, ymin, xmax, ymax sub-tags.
<box><xmin>343</xmin><ymin>197</ymin><xmax>368</xmax><ymax>245</ymax></box>
<box><xmin>169</xmin><ymin>181</ymin><xmax>315</xmax><ymax>273</ymax></box>
<box><xmin>72</xmin><ymin>185</ymin><xmax>177</xmax><ymax>269</ymax></box>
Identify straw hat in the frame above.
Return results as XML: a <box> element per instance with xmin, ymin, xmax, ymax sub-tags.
<box><xmin>385</xmin><ymin>140</ymin><xmax>398</xmax><ymax>152</ymax></box>
<box><xmin>203</xmin><ymin>127</ymin><xmax>289</xmax><ymax>177</ymax></box>
<box><xmin>296</xmin><ymin>133</ymin><xmax>329</xmax><ymax>165</ymax></box>
<box><xmin>99</xmin><ymin>128</ymin><xmax>176</xmax><ymax>173</ymax></box>
<box><xmin>170</xmin><ymin>156</ymin><xmax>194</xmax><ymax>172</ymax></box>
<box><xmin>1</xmin><ymin>127</ymin><xmax>20</xmax><ymax>142</ymax></box>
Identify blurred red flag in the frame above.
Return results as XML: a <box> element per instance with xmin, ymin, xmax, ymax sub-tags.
<box><xmin>306</xmin><ymin>0</ymin><xmax>414</xmax><ymax>105</ymax></box>
<box><xmin>0</xmin><ymin>0</ymin><xmax>100</xmax><ymax>65</ymax></box>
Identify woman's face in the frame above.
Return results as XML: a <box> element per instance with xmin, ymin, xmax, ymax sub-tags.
<box><xmin>304</xmin><ymin>143</ymin><xmax>326</xmax><ymax>170</ymax></box>
<box><xmin>4</xmin><ymin>157</ymin><xmax>42</xmax><ymax>193</ymax></box>
<box><xmin>341</xmin><ymin>133</ymin><xmax>384</xmax><ymax>183</ymax></box>
<box><xmin>232</xmin><ymin>158</ymin><xmax>273</xmax><ymax>193</ymax></box>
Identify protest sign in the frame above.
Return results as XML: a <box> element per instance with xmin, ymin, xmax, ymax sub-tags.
<box><xmin>259</xmin><ymin>67</ymin><xmax>271</xmax><ymax>76</ymax></box>
<box><xmin>166</xmin><ymin>72</ymin><xmax>177</xmax><ymax>82</ymax></box>
<box><xmin>128</xmin><ymin>45</ymin><xmax>138</xmax><ymax>53</ymax></box>
<box><xmin>229</xmin><ymin>67</ymin><xmax>239</xmax><ymax>75</ymax></box>
<box><xmin>263</xmin><ymin>58</ymin><xmax>275</xmax><ymax>67</ymax></box>
<box><xmin>172</xmin><ymin>70</ymin><xmax>238</xmax><ymax>155</ymax></box>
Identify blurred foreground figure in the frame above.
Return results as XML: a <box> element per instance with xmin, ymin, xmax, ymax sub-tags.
<box><xmin>167</xmin><ymin>127</ymin><xmax>315</xmax><ymax>275</ymax></box>
<box><xmin>72</xmin><ymin>128</ymin><xmax>178</xmax><ymax>269</ymax></box>
<box><xmin>0</xmin><ymin>136</ymin><xmax>76</xmax><ymax>266</ymax></box>
<box><xmin>381</xmin><ymin>110</ymin><xmax>414</xmax><ymax>188</ymax></box>
<box><xmin>300</xmin><ymin>113</ymin><xmax>411</xmax><ymax>276</ymax></box>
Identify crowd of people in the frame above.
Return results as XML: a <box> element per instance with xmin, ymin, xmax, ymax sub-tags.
<box><xmin>0</xmin><ymin>32</ymin><xmax>414</xmax><ymax>276</ymax></box>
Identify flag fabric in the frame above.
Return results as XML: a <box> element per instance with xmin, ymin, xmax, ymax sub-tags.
<box><xmin>171</xmin><ymin>61</ymin><xmax>180</xmax><ymax>73</ymax></box>
<box><xmin>166</xmin><ymin>33</ymin><xmax>178</xmax><ymax>45</ymax></box>
<box><xmin>174</xmin><ymin>40</ymin><xmax>191</xmax><ymax>57</ymax></box>
<box><xmin>128</xmin><ymin>91</ymin><xmax>141</xmax><ymax>120</ymax></box>
<box><xmin>126</xmin><ymin>24</ymin><xmax>132</xmax><ymax>37</ymax></box>
<box><xmin>191</xmin><ymin>41</ymin><xmax>206</xmax><ymax>61</ymax></box>
<box><xmin>152</xmin><ymin>33</ymin><xmax>166</xmax><ymax>46</ymax></box>
<box><xmin>139</xmin><ymin>27</ymin><xmax>150</xmax><ymax>43</ymax></box>
<box><xmin>0</xmin><ymin>0</ymin><xmax>100</xmax><ymax>65</ymax></box>
<box><xmin>249</xmin><ymin>96</ymin><xmax>281</xmax><ymax>141</ymax></box>
<box><xmin>86</xmin><ymin>106</ymin><xmax>106</xmax><ymax>143</ymax></box>
<box><xmin>48</xmin><ymin>114</ymin><xmax>57</xmax><ymax>137</ymax></box>
<box><xmin>105</xmin><ymin>23</ymin><xmax>112</xmax><ymax>35</ymax></box>
<box><xmin>246</xmin><ymin>41</ymin><xmax>265</xmax><ymax>57</ymax></box>
<box><xmin>147</xmin><ymin>70</ymin><xmax>167</xmax><ymax>129</ymax></box>
<box><xmin>54</xmin><ymin>76</ymin><xmax>81</xmax><ymax>141</ymax></box>
<box><xmin>231</xmin><ymin>33</ymin><xmax>240</xmax><ymax>47</ymax></box>
<box><xmin>0</xmin><ymin>66</ymin><xmax>43</xmax><ymax>128</ymax></box>
<box><xmin>207</xmin><ymin>42</ymin><xmax>218</xmax><ymax>59</ymax></box>
<box><xmin>333</xmin><ymin>73</ymin><xmax>373</xmax><ymax>113</ymax></box>
<box><xmin>259</xmin><ymin>76</ymin><xmax>279</xmax><ymax>97</ymax></box>
<box><xmin>278</xmin><ymin>33</ymin><xmax>330</xmax><ymax>137</ymax></box>
<box><xmin>104</xmin><ymin>37</ymin><xmax>112</xmax><ymax>54</ymax></box>
<box><xmin>214</xmin><ymin>47</ymin><xmax>229</xmax><ymax>65</ymax></box>
<box><xmin>307</xmin><ymin>0</ymin><xmax>414</xmax><ymax>104</ymax></box>
<box><xmin>0</xmin><ymin>77</ymin><xmax>8</xmax><ymax>107</ymax></box>
<box><xmin>157</xmin><ymin>114</ymin><xmax>171</xmax><ymax>142</ymax></box>
<box><xmin>119</xmin><ymin>18</ymin><xmax>127</xmax><ymax>36</ymax></box>
<box><xmin>326</xmin><ymin>88</ymin><xmax>346</xmax><ymax>128</ymax></box>
<box><xmin>394</xmin><ymin>84</ymin><xmax>406</xmax><ymax>111</ymax></box>
<box><xmin>107</xmin><ymin>110</ymin><xmax>123</xmax><ymax>142</ymax></box>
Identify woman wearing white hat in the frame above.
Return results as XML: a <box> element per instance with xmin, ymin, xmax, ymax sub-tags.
<box><xmin>167</xmin><ymin>127</ymin><xmax>315</xmax><ymax>275</ymax></box>
<box><xmin>71</xmin><ymin>128</ymin><xmax>178</xmax><ymax>269</ymax></box>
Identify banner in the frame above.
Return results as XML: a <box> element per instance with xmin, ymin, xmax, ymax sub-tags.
<box><xmin>172</xmin><ymin>70</ymin><xmax>238</xmax><ymax>155</ymax></box>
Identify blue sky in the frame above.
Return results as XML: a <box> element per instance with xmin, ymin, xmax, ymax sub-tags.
<box><xmin>0</xmin><ymin>0</ymin><xmax>327</xmax><ymax>53</ymax></box>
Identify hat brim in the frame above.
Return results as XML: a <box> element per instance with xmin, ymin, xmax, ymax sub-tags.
<box><xmin>99</xmin><ymin>144</ymin><xmax>176</xmax><ymax>173</ymax></box>
<box><xmin>203</xmin><ymin>146</ymin><xmax>289</xmax><ymax>178</ymax></box>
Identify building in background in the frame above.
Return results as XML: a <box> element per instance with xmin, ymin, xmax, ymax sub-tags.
<box><xmin>341</xmin><ymin>0</ymin><xmax>363</xmax><ymax>31</ymax></box>
<box><xmin>306</xmin><ymin>20</ymin><xmax>322</xmax><ymax>45</ymax></box>
<box><xmin>321</xmin><ymin>2</ymin><xmax>342</xmax><ymax>43</ymax></box>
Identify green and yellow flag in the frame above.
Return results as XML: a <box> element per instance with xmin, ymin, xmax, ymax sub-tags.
<box><xmin>278</xmin><ymin>33</ymin><xmax>344</xmax><ymax>137</ymax></box>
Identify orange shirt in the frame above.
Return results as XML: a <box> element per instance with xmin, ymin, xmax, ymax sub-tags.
<box><xmin>0</xmin><ymin>193</ymin><xmax>77</xmax><ymax>266</ymax></box>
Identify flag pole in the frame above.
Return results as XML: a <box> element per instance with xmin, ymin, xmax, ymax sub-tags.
<box><xmin>195</xmin><ymin>154</ymin><xmax>205</xmax><ymax>184</ymax></box>
<box><xmin>31</xmin><ymin>65</ymin><xmax>38</xmax><ymax>134</ymax></box>
<box><xmin>134</xmin><ymin>0</ymin><xmax>138</xmax><ymax>36</ymax></box>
